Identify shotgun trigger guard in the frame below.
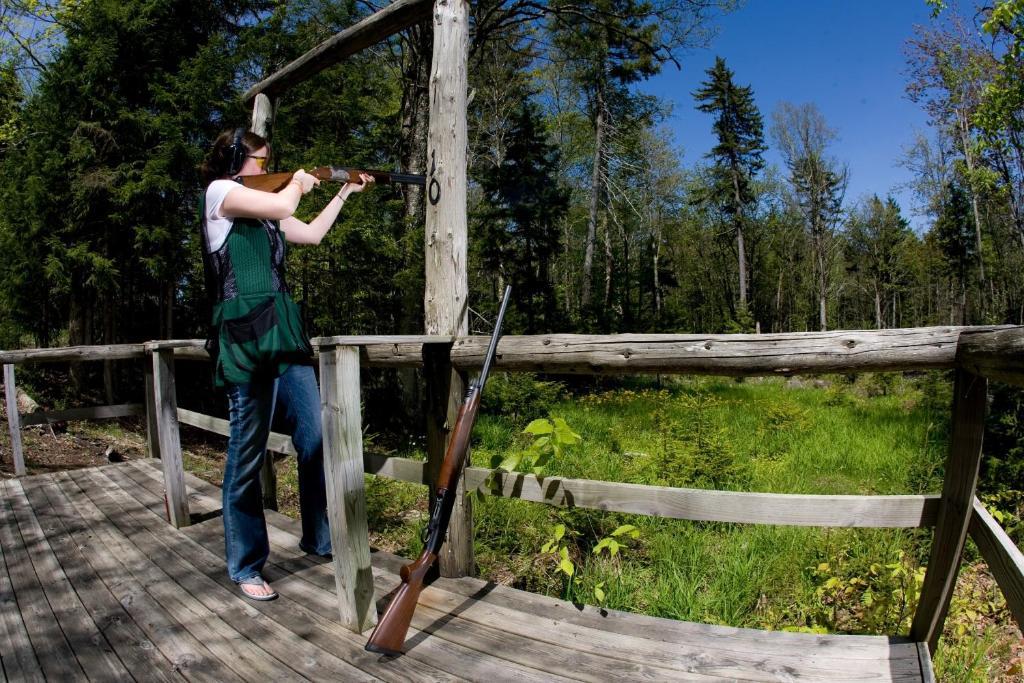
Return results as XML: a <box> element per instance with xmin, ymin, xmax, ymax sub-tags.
<box><xmin>421</xmin><ymin>497</ymin><xmax>445</xmax><ymax>545</ymax></box>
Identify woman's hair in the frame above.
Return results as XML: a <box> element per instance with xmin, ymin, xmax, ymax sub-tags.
<box><xmin>200</xmin><ymin>129</ymin><xmax>269</xmax><ymax>186</ymax></box>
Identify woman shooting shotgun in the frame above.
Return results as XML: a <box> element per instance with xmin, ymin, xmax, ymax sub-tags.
<box><xmin>198</xmin><ymin>128</ymin><xmax>375</xmax><ymax>601</ymax></box>
<box><xmin>366</xmin><ymin>285</ymin><xmax>512</xmax><ymax>655</ymax></box>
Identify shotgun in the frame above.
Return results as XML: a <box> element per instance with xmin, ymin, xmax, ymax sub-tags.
<box><xmin>365</xmin><ymin>285</ymin><xmax>512</xmax><ymax>656</ymax></box>
<box><xmin>239</xmin><ymin>166</ymin><xmax>426</xmax><ymax>193</ymax></box>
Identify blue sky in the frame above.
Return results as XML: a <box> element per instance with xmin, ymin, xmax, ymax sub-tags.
<box><xmin>644</xmin><ymin>0</ymin><xmax>961</xmax><ymax>231</ymax></box>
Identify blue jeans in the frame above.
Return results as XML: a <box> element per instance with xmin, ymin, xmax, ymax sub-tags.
<box><xmin>222</xmin><ymin>363</ymin><xmax>331</xmax><ymax>582</ymax></box>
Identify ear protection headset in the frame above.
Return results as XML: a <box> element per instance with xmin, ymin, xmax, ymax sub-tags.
<box><xmin>226</xmin><ymin>127</ymin><xmax>246</xmax><ymax>176</ymax></box>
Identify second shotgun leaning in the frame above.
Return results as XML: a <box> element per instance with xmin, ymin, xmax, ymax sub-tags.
<box><xmin>365</xmin><ymin>285</ymin><xmax>512</xmax><ymax>656</ymax></box>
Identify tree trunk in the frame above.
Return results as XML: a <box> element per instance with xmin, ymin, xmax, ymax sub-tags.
<box><xmin>874</xmin><ymin>282</ymin><xmax>883</xmax><ymax>329</ymax></box>
<box><xmin>581</xmin><ymin>83</ymin><xmax>605</xmax><ymax>309</ymax></box>
<box><xmin>731</xmin><ymin>169</ymin><xmax>748</xmax><ymax>308</ymax></box>
<box><xmin>957</xmin><ymin>112</ymin><xmax>987</xmax><ymax>287</ymax></box>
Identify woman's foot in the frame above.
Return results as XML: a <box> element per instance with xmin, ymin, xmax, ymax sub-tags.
<box><xmin>237</xmin><ymin>574</ymin><xmax>278</xmax><ymax>601</ymax></box>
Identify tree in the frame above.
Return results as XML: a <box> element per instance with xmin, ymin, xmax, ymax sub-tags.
<box><xmin>771</xmin><ymin>102</ymin><xmax>847</xmax><ymax>331</ymax></box>
<box><xmin>693</xmin><ymin>55</ymin><xmax>765</xmax><ymax>313</ymax></box>
<box><xmin>845</xmin><ymin>196</ymin><xmax>913</xmax><ymax>329</ymax></box>
<box><xmin>933</xmin><ymin>182</ymin><xmax>975</xmax><ymax>323</ymax></box>
<box><xmin>474</xmin><ymin>101</ymin><xmax>570</xmax><ymax>333</ymax></box>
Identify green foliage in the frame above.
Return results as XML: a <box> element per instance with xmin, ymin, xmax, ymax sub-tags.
<box><xmin>481</xmin><ymin>373</ymin><xmax>565</xmax><ymax>421</ymax></box>
<box><xmin>487</xmin><ymin>415</ymin><xmax>581</xmax><ymax>479</ymax></box>
<box><xmin>651</xmin><ymin>392</ymin><xmax>744</xmax><ymax>489</ymax></box>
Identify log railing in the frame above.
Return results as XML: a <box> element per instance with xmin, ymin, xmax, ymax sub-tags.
<box><xmin>2</xmin><ymin>325</ymin><xmax>1024</xmax><ymax>652</ymax></box>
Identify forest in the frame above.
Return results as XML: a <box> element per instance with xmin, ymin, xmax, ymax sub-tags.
<box><xmin>2</xmin><ymin>0</ymin><xmax>1024</xmax><ymax>679</ymax></box>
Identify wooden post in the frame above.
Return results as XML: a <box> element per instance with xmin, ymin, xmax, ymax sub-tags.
<box><xmin>424</xmin><ymin>0</ymin><xmax>472</xmax><ymax>578</ymax></box>
<box><xmin>911</xmin><ymin>368</ymin><xmax>988</xmax><ymax>652</ymax></box>
<box><xmin>3</xmin><ymin>364</ymin><xmax>25</xmax><ymax>476</ymax></box>
<box><xmin>319</xmin><ymin>344</ymin><xmax>377</xmax><ymax>632</ymax></box>
<box><xmin>143</xmin><ymin>360</ymin><xmax>160</xmax><ymax>460</ymax></box>
<box><xmin>151</xmin><ymin>350</ymin><xmax>189</xmax><ymax>528</ymax></box>
<box><xmin>250</xmin><ymin>92</ymin><xmax>279</xmax><ymax>511</ymax></box>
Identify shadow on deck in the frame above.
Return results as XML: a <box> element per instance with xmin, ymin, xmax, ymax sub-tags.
<box><xmin>0</xmin><ymin>460</ymin><xmax>934</xmax><ymax>682</ymax></box>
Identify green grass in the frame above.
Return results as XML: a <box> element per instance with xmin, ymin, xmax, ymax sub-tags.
<box><xmin>359</xmin><ymin>372</ymin><xmax>1018</xmax><ymax>680</ymax></box>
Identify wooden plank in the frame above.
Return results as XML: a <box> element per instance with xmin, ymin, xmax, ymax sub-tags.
<box><xmin>48</xmin><ymin>470</ymin><xmax>243</xmax><ymax>683</ymax></box>
<box><xmin>241</xmin><ymin>0</ymin><xmax>433</xmax><ymax>101</ymax></box>
<box><xmin>5</xmin><ymin>478</ymin><xmax>130</xmax><ymax>681</ymax></box>
<box><xmin>449</xmin><ymin>327</ymin><xmax>1008</xmax><ymax>376</ymax></box>
<box><xmin>319</xmin><ymin>345</ymin><xmax>377</xmax><ymax>631</ymax></box>
<box><xmin>0</xmin><ymin>479</ymin><xmax>84</xmax><ymax>680</ymax></box>
<box><xmin>80</xmin><ymin>466</ymin><xmax>377</xmax><ymax>682</ymax></box>
<box><xmin>19</xmin><ymin>403</ymin><xmax>144</xmax><ymax>427</ymax></box>
<box><xmin>911</xmin><ymin>369</ymin><xmax>988</xmax><ymax>652</ymax></box>
<box><xmin>969</xmin><ymin>497</ymin><xmax>1024</xmax><ymax>629</ymax></box>
<box><xmin>250</xmin><ymin>93</ymin><xmax>272</xmax><ymax>137</ymax></box>
<box><xmin>0</xmin><ymin>344</ymin><xmax>146</xmax><ymax>364</ymax></box>
<box><xmin>65</xmin><ymin>468</ymin><xmax>301</xmax><ymax>682</ymax></box>
<box><xmin>153</xmin><ymin>460</ymin><xmax>926</xmax><ymax>682</ymax></box>
<box><xmin>0</xmin><ymin>480</ymin><xmax>44</xmax><ymax>682</ymax></box>
<box><xmin>463</xmin><ymin>468</ymin><xmax>941</xmax><ymax>528</ymax></box>
<box><xmin>152</xmin><ymin>349</ymin><xmax>189</xmax><ymax>527</ymax></box>
<box><xmin>117</xmin><ymin>462</ymin><xmax>471</xmax><ymax>682</ymax></box>
<box><xmin>956</xmin><ymin>326</ymin><xmax>1024</xmax><ymax>387</ymax></box>
<box><xmin>145</xmin><ymin>361</ymin><xmax>160</xmax><ymax>459</ymax></box>
<box><xmin>917</xmin><ymin>642</ymin><xmax>936</xmax><ymax>683</ymax></box>
<box><xmin>18</xmin><ymin>475</ymin><xmax>180</xmax><ymax>682</ymax></box>
<box><xmin>4</xmin><ymin>364</ymin><xmax>25</xmax><ymax>475</ymax></box>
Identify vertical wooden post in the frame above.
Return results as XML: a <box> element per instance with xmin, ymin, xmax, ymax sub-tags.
<box><xmin>320</xmin><ymin>344</ymin><xmax>377</xmax><ymax>633</ymax></box>
<box><xmin>3</xmin><ymin>364</ymin><xmax>25</xmax><ymax>476</ymax></box>
<box><xmin>151</xmin><ymin>349</ymin><xmax>189</xmax><ymax>528</ymax></box>
<box><xmin>424</xmin><ymin>0</ymin><xmax>472</xmax><ymax>578</ymax></box>
<box><xmin>143</xmin><ymin>360</ymin><xmax>160</xmax><ymax>460</ymax></box>
<box><xmin>250</xmin><ymin>92</ymin><xmax>279</xmax><ymax>511</ymax></box>
<box><xmin>911</xmin><ymin>368</ymin><xmax>988</xmax><ymax>652</ymax></box>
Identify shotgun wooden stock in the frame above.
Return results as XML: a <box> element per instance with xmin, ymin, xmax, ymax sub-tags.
<box><xmin>240</xmin><ymin>166</ymin><xmax>426</xmax><ymax>192</ymax></box>
<box><xmin>365</xmin><ymin>286</ymin><xmax>512</xmax><ymax>656</ymax></box>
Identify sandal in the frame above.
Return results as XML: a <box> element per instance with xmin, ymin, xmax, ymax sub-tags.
<box><xmin>237</xmin><ymin>574</ymin><xmax>278</xmax><ymax>601</ymax></box>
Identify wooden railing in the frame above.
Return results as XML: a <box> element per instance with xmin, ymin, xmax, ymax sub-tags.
<box><xmin>2</xmin><ymin>325</ymin><xmax>1023</xmax><ymax>652</ymax></box>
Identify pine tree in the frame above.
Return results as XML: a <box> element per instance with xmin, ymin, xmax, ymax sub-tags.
<box><xmin>474</xmin><ymin>101</ymin><xmax>570</xmax><ymax>333</ymax></box>
<box><xmin>693</xmin><ymin>56</ymin><xmax>766</xmax><ymax>316</ymax></box>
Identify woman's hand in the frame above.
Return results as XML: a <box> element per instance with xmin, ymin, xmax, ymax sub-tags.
<box><xmin>291</xmin><ymin>169</ymin><xmax>320</xmax><ymax>194</ymax></box>
<box><xmin>339</xmin><ymin>173</ymin><xmax>375</xmax><ymax>200</ymax></box>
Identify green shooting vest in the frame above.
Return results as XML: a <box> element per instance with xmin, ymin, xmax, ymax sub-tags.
<box><xmin>200</xmin><ymin>190</ymin><xmax>312</xmax><ymax>387</ymax></box>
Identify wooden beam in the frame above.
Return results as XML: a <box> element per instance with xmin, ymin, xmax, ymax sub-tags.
<box><xmin>19</xmin><ymin>404</ymin><xmax>144</xmax><ymax>427</ymax></box>
<box><xmin>969</xmin><ymin>497</ymin><xmax>1024</xmax><ymax>631</ymax></box>
<box><xmin>250</xmin><ymin>93</ymin><xmax>273</xmax><ymax>137</ymax></box>
<box><xmin>911</xmin><ymin>369</ymin><xmax>987</xmax><ymax>652</ymax></box>
<box><xmin>425</xmin><ymin>0</ymin><xmax>471</xmax><ymax>578</ymax></box>
<box><xmin>449</xmin><ymin>327</ymin><xmax>1006</xmax><ymax>376</ymax></box>
<box><xmin>956</xmin><ymin>326</ymin><xmax>1024</xmax><ymax>387</ymax></box>
<box><xmin>144</xmin><ymin>362</ymin><xmax>160</xmax><ymax>459</ymax></box>
<box><xmin>0</xmin><ymin>344</ymin><xmax>147</xmax><ymax>365</ymax></box>
<box><xmin>151</xmin><ymin>350</ymin><xmax>189</xmax><ymax>528</ymax></box>
<box><xmin>4</xmin><ymin>364</ymin><xmax>25</xmax><ymax>475</ymax></box>
<box><xmin>319</xmin><ymin>345</ymin><xmax>377</xmax><ymax>632</ymax></box>
<box><xmin>241</xmin><ymin>0</ymin><xmax>433</xmax><ymax>102</ymax></box>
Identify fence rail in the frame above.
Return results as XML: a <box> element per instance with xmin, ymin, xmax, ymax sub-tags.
<box><xmin>3</xmin><ymin>324</ymin><xmax>1024</xmax><ymax>647</ymax></box>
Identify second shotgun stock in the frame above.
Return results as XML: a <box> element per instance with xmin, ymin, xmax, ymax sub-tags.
<box><xmin>365</xmin><ymin>286</ymin><xmax>512</xmax><ymax>656</ymax></box>
<box><xmin>240</xmin><ymin>166</ymin><xmax>426</xmax><ymax>193</ymax></box>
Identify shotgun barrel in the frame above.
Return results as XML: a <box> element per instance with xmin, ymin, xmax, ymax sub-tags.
<box><xmin>365</xmin><ymin>286</ymin><xmax>512</xmax><ymax>656</ymax></box>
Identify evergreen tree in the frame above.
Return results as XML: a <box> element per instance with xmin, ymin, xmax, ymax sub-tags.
<box><xmin>933</xmin><ymin>182</ymin><xmax>975</xmax><ymax>323</ymax></box>
<box><xmin>693</xmin><ymin>56</ymin><xmax>765</xmax><ymax>315</ymax></box>
<box><xmin>474</xmin><ymin>101</ymin><xmax>570</xmax><ymax>333</ymax></box>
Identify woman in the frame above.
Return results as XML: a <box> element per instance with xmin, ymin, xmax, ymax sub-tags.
<box><xmin>199</xmin><ymin>128</ymin><xmax>373</xmax><ymax>600</ymax></box>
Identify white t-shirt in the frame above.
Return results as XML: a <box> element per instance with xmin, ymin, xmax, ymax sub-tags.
<box><xmin>203</xmin><ymin>179</ymin><xmax>241</xmax><ymax>252</ymax></box>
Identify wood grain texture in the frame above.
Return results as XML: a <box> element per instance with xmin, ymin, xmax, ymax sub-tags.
<box><xmin>152</xmin><ymin>349</ymin><xmax>189</xmax><ymax>527</ymax></box>
<box><xmin>0</xmin><ymin>344</ymin><xmax>146</xmax><ymax>364</ymax></box>
<box><xmin>320</xmin><ymin>346</ymin><xmax>377</xmax><ymax>632</ymax></box>
<box><xmin>4</xmin><ymin>364</ymin><xmax>25</xmax><ymax>475</ymax></box>
<box><xmin>956</xmin><ymin>326</ymin><xmax>1024</xmax><ymax>386</ymax></box>
<box><xmin>449</xmin><ymin>327</ymin><xmax>1008</xmax><ymax>376</ymax></box>
<box><xmin>969</xmin><ymin>497</ymin><xmax>1024</xmax><ymax>630</ymax></box>
<box><xmin>241</xmin><ymin>0</ymin><xmax>432</xmax><ymax>101</ymax></box>
<box><xmin>19</xmin><ymin>403</ymin><xmax>144</xmax><ymax>426</ymax></box>
<box><xmin>911</xmin><ymin>369</ymin><xmax>988</xmax><ymax>651</ymax></box>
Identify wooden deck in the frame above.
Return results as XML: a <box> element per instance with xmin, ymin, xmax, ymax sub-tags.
<box><xmin>0</xmin><ymin>460</ymin><xmax>935</xmax><ymax>682</ymax></box>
